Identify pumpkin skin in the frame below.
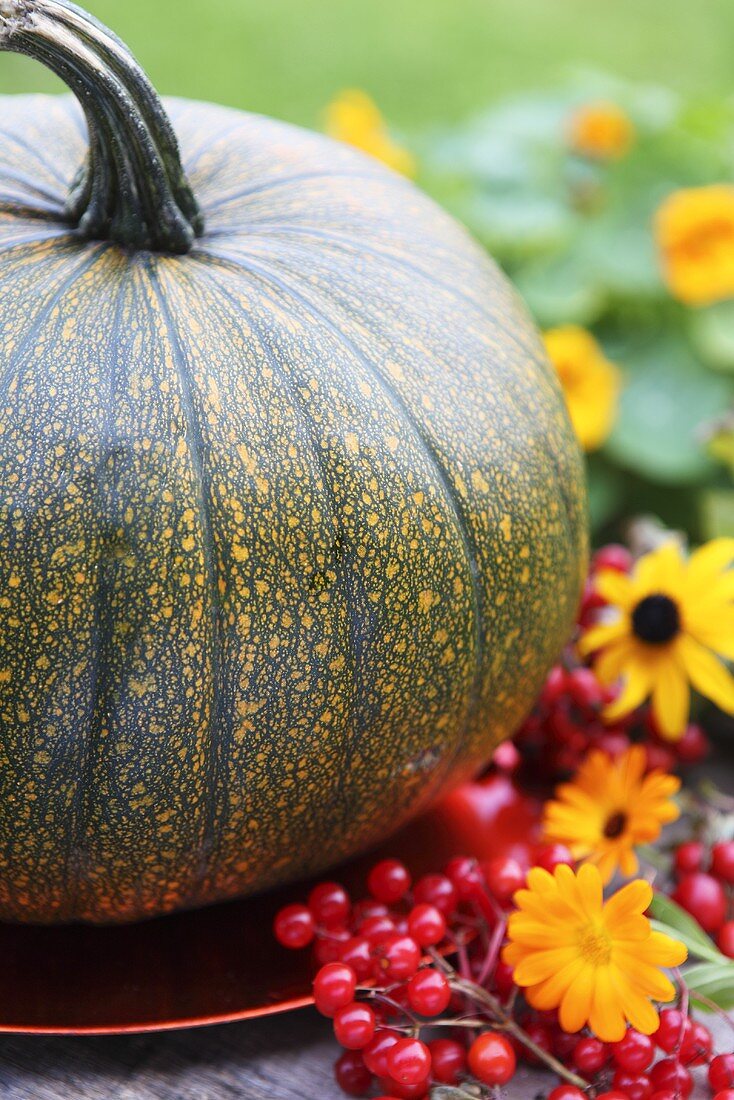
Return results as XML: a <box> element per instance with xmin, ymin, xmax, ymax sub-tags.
<box><xmin>0</xmin><ymin>81</ymin><xmax>587</xmax><ymax>921</ymax></box>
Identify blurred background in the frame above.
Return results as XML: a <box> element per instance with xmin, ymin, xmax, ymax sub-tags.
<box><xmin>2</xmin><ymin>0</ymin><xmax>733</xmax><ymax>544</ymax></box>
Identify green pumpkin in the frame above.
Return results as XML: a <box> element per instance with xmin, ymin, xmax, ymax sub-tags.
<box><xmin>0</xmin><ymin>0</ymin><xmax>587</xmax><ymax>924</ymax></box>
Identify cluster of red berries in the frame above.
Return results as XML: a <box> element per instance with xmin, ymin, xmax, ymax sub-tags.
<box><xmin>510</xmin><ymin>544</ymin><xmax>710</xmax><ymax>789</ymax></box>
<box><xmin>273</xmin><ymin>855</ymin><xmax>733</xmax><ymax>1099</ymax></box>
<box><xmin>671</xmin><ymin>839</ymin><xmax>734</xmax><ymax>957</ymax></box>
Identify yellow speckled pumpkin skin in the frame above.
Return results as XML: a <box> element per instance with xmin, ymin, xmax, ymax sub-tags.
<box><xmin>0</xmin><ymin>93</ymin><xmax>587</xmax><ymax>924</ymax></box>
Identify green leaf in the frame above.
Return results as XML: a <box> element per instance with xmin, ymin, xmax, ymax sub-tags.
<box><xmin>649</xmin><ymin>893</ymin><xmax>723</xmax><ymax>963</ymax></box>
<box><xmin>701</xmin><ymin>489</ymin><xmax>734</xmax><ymax>539</ymax></box>
<box><xmin>684</xmin><ymin>961</ymin><xmax>734</xmax><ymax>1011</ymax></box>
<box><xmin>689</xmin><ymin>301</ymin><xmax>734</xmax><ymax>373</ymax></box>
<box><xmin>515</xmin><ymin>253</ymin><xmax>606</xmax><ymax>327</ymax></box>
<box><xmin>605</xmin><ymin>341</ymin><xmax>732</xmax><ymax>483</ymax></box>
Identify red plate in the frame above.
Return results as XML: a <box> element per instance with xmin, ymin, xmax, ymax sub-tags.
<box><xmin>0</xmin><ymin>774</ymin><xmax>542</xmax><ymax>1034</ymax></box>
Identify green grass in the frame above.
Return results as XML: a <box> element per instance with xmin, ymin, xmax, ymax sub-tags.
<box><xmin>1</xmin><ymin>0</ymin><xmax>733</xmax><ymax>132</ymax></box>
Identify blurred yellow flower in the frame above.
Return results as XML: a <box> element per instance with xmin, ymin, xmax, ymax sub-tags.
<box><xmin>655</xmin><ymin>185</ymin><xmax>734</xmax><ymax>306</ymax></box>
<box><xmin>543</xmin><ymin>745</ymin><xmax>680</xmax><ymax>884</ymax></box>
<box><xmin>567</xmin><ymin>101</ymin><xmax>635</xmax><ymax>161</ymax></box>
<box><xmin>580</xmin><ymin>539</ymin><xmax>734</xmax><ymax>739</ymax></box>
<box><xmin>544</xmin><ymin>325</ymin><xmax>621</xmax><ymax>451</ymax></box>
<box><xmin>503</xmin><ymin>863</ymin><xmax>687</xmax><ymax>1042</ymax></box>
<box><xmin>325</xmin><ymin>89</ymin><xmax>415</xmax><ymax>176</ymax></box>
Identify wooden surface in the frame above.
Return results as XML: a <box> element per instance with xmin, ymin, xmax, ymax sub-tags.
<box><xmin>0</xmin><ymin>1005</ymin><xmax>730</xmax><ymax>1098</ymax></box>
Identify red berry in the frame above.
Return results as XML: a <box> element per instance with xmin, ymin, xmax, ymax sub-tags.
<box><xmin>596</xmin><ymin>1093</ymin><xmax>630</xmax><ymax>1100</ymax></box>
<box><xmin>675</xmin><ymin>722</ymin><xmax>709</xmax><ymax>764</ymax></box>
<box><xmin>679</xmin><ymin>1018</ymin><xmax>712</xmax><ymax>1066</ymax></box>
<box><xmin>368</xmin><ymin>860</ymin><xmax>411</xmax><ymax>904</ymax></box>
<box><xmin>674</xmin><ymin>840</ymin><xmax>706</xmax><ymax>876</ymax></box>
<box><xmin>483</xmin><ymin>857</ymin><xmax>526</xmax><ymax>904</ymax></box>
<box><xmin>428</xmin><ymin>1038</ymin><xmax>466</xmax><ymax>1085</ymax></box>
<box><xmin>376</xmin><ymin>1078</ymin><xmax>427</xmax><ymax>1100</ymax></box>
<box><xmin>406</xmin><ymin>968</ymin><xmax>451</xmax><ymax>1016</ymax></box>
<box><xmin>333</xmin><ymin>1002</ymin><xmax>376</xmax><ymax>1050</ymax></box>
<box><xmin>493</xmin><ymin>959</ymin><xmax>515</xmax><ymax>998</ymax></box>
<box><xmin>710</xmin><ymin>1054</ymin><xmax>734</xmax><ymax>1091</ymax></box>
<box><xmin>334</xmin><ymin>1050</ymin><xmax>373</xmax><ymax>1097</ymax></box>
<box><xmin>534</xmin><ymin>843</ymin><xmax>574</xmax><ymax>874</ymax></box>
<box><xmin>339</xmin><ymin>936</ymin><xmax>373</xmax><ymax>980</ymax></box>
<box><xmin>612</xmin><ymin>1068</ymin><xmax>653</xmax><ymax>1099</ymax></box>
<box><xmin>313</xmin><ymin>962</ymin><xmax>356</xmax><ymax>1017</ymax></box>
<box><xmin>653</xmin><ymin>1007</ymin><xmax>687</xmax><ymax>1053</ymax></box>
<box><xmin>372</xmin><ymin>934</ymin><xmax>421</xmax><ymax>982</ymax></box>
<box><xmin>273</xmin><ymin>903</ymin><xmax>314</xmax><ymax>949</ymax></box>
<box><xmin>363</xmin><ymin>1029</ymin><xmax>400</xmax><ymax>1077</ymax></box>
<box><xmin>352</xmin><ymin>899</ymin><xmax>389</xmax><ymax>924</ymax></box>
<box><xmin>467</xmin><ymin>1031</ymin><xmax>516</xmax><ymax>1085</ymax></box>
<box><xmin>519</xmin><ymin>1021</ymin><xmax>553</xmax><ymax>1064</ymax></box>
<box><xmin>572</xmin><ymin>1035</ymin><xmax>609</xmax><ymax>1074</ymax></box>
<box><xmin>713</xmin><ymin>1093</ymin><xmax>734</xmax><ymax>1100</ymax></box>
<box><xmin>387</xmin><ymin>1037</ymin><xmax>431</xmax><ymax>1086</ymax></box>
<box><xmin>645</xmin><ymin>742</ymin><xmax>677</xmax><ymax>773</ymax></box>
<box><xmin>718</xmin><ymin>919</ymin><xmax>734</xmax><ymax>958</ymax></box>
<box><xmin>314</xmin><ymin>928</ymin><xmax>351</xmax><ymax>967</ymax></box>
<box><xmin>649</xmin><ymin>1058</ymin><xmax>693</xmax><ymax>1098</ymax></box>
<box><xmin>407</xmin><ymin>904</ymin><xmax>446</xmax><ymax>947</ymax></box>
<box><xmin>593</xmin><ymin>544</ymin><xmax>633</xmax><ymax>573</ymax></box>
<box><xmin>541</xmin><ymin>665</ymin><xmax>568</xmax><ymax>706</ymax></box>
<box><xmin>308</xmin><ymin>881</ymin><xmax>350</xmax><ymax>928</ymax></box>
<box><xmin>552</xmin><ymin>1028</ymin><xmax>579</xmax><ymax>1061</ymax></box>
<box><xmin>612</xmin><ymin>1029</ymin><xmax>654</xmax><ymax>1074</ymax></box>
<box><xmin>547</xmin><ymin>1087</ymin><xmax>586</xmax><ymax>1100</ymax></box>
<box><xmin>649</xmin><ymin>1092</ymin><xmax>677</xmax><ymax>1100</ymax></box>
<box><xmin>567</xmin><ymin>666</ymin><xmax>604</xmax><ymax>709</ymax></box>
<box><xmin>712</xmin><ymin>840</ymin><xmax>734</xmax><ymax>884</ymax></box>
<box><xmin>492</xmin><ymin>740</ymin><xmax>521</xmax><ymax>772</ymax></box>
<box><xmin>412</xmin><ymin>873</ymin><xmax>457</xmax><ymax>915</ymax></box>
<box><xmin>360</xmin><ymin>915</ymin><xmax>397</xmax><ymax>943</ymax></box>
<box><xmin>444</xmin><ymin>856</ymin><xmax>484</xmax><ymax>900</ymax></box>
<box><xmin>672</xmin><ymin>872</ymin><xmax>727</xmax><ymax>932</ymax></box>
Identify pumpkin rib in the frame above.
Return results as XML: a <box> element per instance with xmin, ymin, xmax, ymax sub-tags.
<box><xmin>243</xmin><ymin>229</ymin><xmax>586</xmax><ymax>607</ymax></box>
<box><xmin>63</xmin><ymin>276</ymin><xmax>127</xmax><ymax>917</ymax></box>
<box><xmin>0</xmin><ymin>165</ymin><xmax>67</xmax><ymax>206</ymax></box>
<box><xmin>0</xmin><ymin>122</ymin><xmax>71</xmax><ymax>188</ymax></box>
<box><xmin>195</xmin><ymin>264</ymin><xmax>360</xmax><ymax>837</ymax></box>
<box><xmin>201</xmin><ymin>169</ymin><xmax>392</xmax><ymax>217</ymax></box>
<box><xmin>144</xmin><ymin>258</ymin><xmax>226</xmax><ymax>907</ymax></box>
<box><xmin>0</xmin><ymin>240</ymin><xmax>111</xmax><ymax>407</ymax></box>
<box><xmin>193</xmin><ymin>248</ymin><xmax>486</xmax><ymax>759</ymax></box>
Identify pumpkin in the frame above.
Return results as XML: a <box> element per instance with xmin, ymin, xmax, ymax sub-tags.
<box><xmin>0</xmin><ymin>0</ymin><xmax>587</xmax><ymax>924</ymax></box>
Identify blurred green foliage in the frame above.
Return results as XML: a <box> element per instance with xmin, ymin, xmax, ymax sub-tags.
<box><xmin>2</xmin><ymin>0</ymin><xmax>734</xmax><ymax>130</ymax></box>
<box><xmin>422</xmin><ymin>75</ymin><xmax>734</xmax><ymax>540</ymax></box>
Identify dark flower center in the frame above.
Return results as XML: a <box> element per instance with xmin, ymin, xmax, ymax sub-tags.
<box><xmin>631</xmin><ymin>594</ymin><xmax>680</xmax><ymax>644</ymax></box>
<box><xmin>604</xmin><ymin>812</ymin><xmax>628</xmax><ymax>839</ymax></box>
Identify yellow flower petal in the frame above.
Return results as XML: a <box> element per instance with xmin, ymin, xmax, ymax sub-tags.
<box><xmin>685</xmin><ymin>537</ymin><xmax>734</xmax><ymax>591</ymax></box>
<box><xmin>603</xmin><ymin>877</ymin><xmax>653</xmax><ymax>923</ymax></box>
<box><xmin>651</xmin><ymin>653</ymin><xmax>690</xmax><ymax>739</ymax></box>
<box><xmin>632</xmin><ymin>540</ymin><xmax>685</xmax><ymax>596</ymax></box>
<box><xmin>603</xmin><ymin>660</ymin><xmax>652</xmax><ymax>721</ymax></box>
<box><xmin>595</xmin><ymin>569</ymin><xmax>636</xmax><ymax>609</ymax></box>
<box><xmin>678</xmin><ymin>634</ymin><xmax>734</xmax><ymax>715</ymax></box>
<box><xmin>589</xmin><ymin>966</ymin><xmax>627</xmax><ymax>1042</ymax></box>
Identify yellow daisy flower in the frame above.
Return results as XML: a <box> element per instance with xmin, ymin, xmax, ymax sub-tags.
<box><xmin>325</xmin><ymin>89</ymin><xmax>415</xmax><ymax>177</ymax></box>
<box><xmin>580</xmin><ymin>538</ymin><xmax>734</xmax><ymax>740</ymax></box>
<box><xmin>503</xmin><ymin>863</ymin><xmax>687</xmax><ymax>1042</ymax></box>
<box><xmin>655</xmin><ymin>185</ymin><xmax>734</xmax><ymax>306</ymax></box>
<box><xmin>543</xmin><ymin>746</ymin><xmax>681</xmax><ymax>884</ymax></box>
<box><xmin>544</xmin><ymin>325</ymin><xmax>621</xmax><ymax>452</ymax></box>
<box><xmin>567</xmin><ymin>101</ymin><xmax>635</xmax><ymax>161</ymax></box>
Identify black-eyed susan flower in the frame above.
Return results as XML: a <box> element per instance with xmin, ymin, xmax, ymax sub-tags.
<box><xmin>543</xmin><ymin>746</ymin><xmax>680</xmax><ymax>883</ymax></box>
<box><xmin>580</xmin><ymin>538</ymin><xmax>734</xmax><ymax>739</ymax></box>
<box><xmin>544</xmin><ymin>325</ymin><xmax>621</xmax><ymax>452</ymax></box>
<box><xmin>325</xmin><ymin>89</ymin><xmax>415</xmax><ymax>176</ymax></box>
<box><xmin>567</xmin><ymin>101</ymin><xmax>635</xmax><ymax>161</ymax></box>
<box><xmin>503</xmin><ymin>863</ymin><xmax>687</xmax><ymax>1042</ymax></box>
<box><xmin>655</xmin><ymin>185</ymin><xmax>734</xmax><ymax>305</ymax></box>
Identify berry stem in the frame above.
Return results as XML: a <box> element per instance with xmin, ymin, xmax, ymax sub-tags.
<box><xmin>447</xmin><ymin>972</ymin><xmax>591</xmax><ymax>1091</ymax></box>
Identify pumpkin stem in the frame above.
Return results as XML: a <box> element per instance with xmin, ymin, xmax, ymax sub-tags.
<box><xmin>0</xmin><ymin>0</ymin><xmax>204</xmax><ymax>253</ymax></box>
